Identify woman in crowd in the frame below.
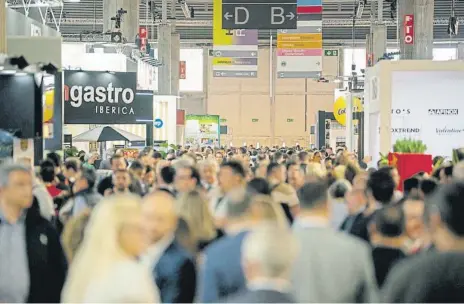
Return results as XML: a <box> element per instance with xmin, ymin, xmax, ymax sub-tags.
<box><xmin>61</xmin><ymin>194</ymin><xmax>159</xmax><ymax>303</ymax></box>
<box><xmin>176</xmin><ymin>190</ymin><xmax>223</xmax><ymax>252</ymax></box>
<box><xmin>61</xmin><ymin>210</ymin><xmax>91</xmax><ymax>262</ymax></box>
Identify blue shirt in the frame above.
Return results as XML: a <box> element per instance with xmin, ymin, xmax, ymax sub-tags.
<box><xmin>0</xmin><ymin>210</ymin><xmax>30</xmax><ymax>303</ymax></box>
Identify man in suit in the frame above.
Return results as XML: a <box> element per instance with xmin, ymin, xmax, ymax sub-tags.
<box><xmin>382</xmin><ymin>182</ymin><xmax>464</xmax><ymax>302</ymax></box>
<box><xmin>97</xmin><ymin>154</ymin><xmax>127</xmax><ymax>195</ymax></box>
<box><xmin>222</xmin><ymin>225</ymin><xmax>297</xmax><ymax>303</ymax></box>
<box><xmin>198</xmin><ymin>188</ymin><xmax>261</xmax><ymax>303</ymax></box>
<box><xmin>292</xmin><ymin>181</ymin><xmax>379</xmax><ymax>303</ymax></box>
<box><xmin>156</xmin><ymin>161</ymin><xmax>177</xmax><ymax>197</ymax></box>
<box><xmin>369</xmin><ymin>205</ymin><xmax>407</xmax><ymax>287</ymax></box>
<box><xmin>142</xmin><ymin>191</ymin><xmax>196</xmax><ymax>303</ymax></box>
<box><xmin>0</xmin><ymin>162</ymin><xmax>67</xmax><ymax>303</ymax></box>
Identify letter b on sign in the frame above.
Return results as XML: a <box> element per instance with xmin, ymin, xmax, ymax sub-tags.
<box><xmin>271</xmin><ymin>7</ymin><xmax>284</xmax><ymax>25</ymax></box>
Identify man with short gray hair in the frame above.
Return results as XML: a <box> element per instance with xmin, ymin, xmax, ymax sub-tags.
<box><xmin>0</xmin><ymin>161</ymin><xmax>67</xmax><ymax>302</ymax></box>
<box><xmin>198</xmin><ymin>159</ymin><xmax>218</xmax><ymax>193</ymax></box>
<box><xmin>222</xmin><ymin>225</ymin><xmax>297</xmax><ymax>303</ymax></box>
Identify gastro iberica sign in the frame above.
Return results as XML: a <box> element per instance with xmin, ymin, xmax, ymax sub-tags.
<box><xmin>64</xmin><ymin>71</ymin><xmax>149</xmax><ymax>124</ymax></box>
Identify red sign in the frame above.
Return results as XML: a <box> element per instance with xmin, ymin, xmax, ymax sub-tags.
<box><xmin>139</xmin><ymin>27</ymin><xmax>147</xmax><ymax>52</ymax></box>
<box><xmin>176</xmin><ymin>109</ymin><xmax>185</xmax><ymax>125</ymax></box>
<box><xmin>179</xmin><ymin>61</ymin><xmax>186</xmax><ymax>80</ymax></box>
<box><xmin>404</xmin><ymin>15</ymin><xmax>414</xmax><ymax>45</ymax></box>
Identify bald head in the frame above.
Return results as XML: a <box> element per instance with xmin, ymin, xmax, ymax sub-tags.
<box><xmin>142</xmin><ymin>191</ymin><xmax>178</xmax><ymax>244</ymax></box>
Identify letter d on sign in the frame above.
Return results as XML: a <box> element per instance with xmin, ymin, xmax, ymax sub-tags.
<box><xmin>271</xmin><ymin>7</ymin><xmax>285</xmax><ymax>25</ymax></box>
<box><xmin>235</xmin><ymin>7</ymin><xmax>249</xmax><ymax>25</ymax></box>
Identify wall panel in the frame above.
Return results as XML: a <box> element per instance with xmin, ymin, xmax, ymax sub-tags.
<box><xmin>239</xmin><ymin>95</ymin><xmax>271</xmax><ymax>137</ymax></box>
<box><xmin>208</xmin><ymin>47</ymin><xmax>338</xmax><ymax>147</ymax></box>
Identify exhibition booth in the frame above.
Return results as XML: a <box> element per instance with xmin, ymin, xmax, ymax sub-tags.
<box><xmin>61</xmin><ymin>43</ymin><xmax>206</xmax><ymax>152</ymax></box>
<box><xmin>63</xmin><ymin>70</ymin><xmax>156</xmax><ymax>155</ymax></box>
<box><xmin>364</xmin><ymin>60</ymin><xmax>464</xmax><ymax>165</ymax></box>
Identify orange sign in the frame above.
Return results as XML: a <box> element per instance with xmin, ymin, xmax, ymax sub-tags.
<box><xmin>179</xmin><ymin>61</ymin><xmax>186</xmax><ymax>79</ymax></box>
<box><xmin>277</xmin><ymin>33</ymin><xmax>322</xmax><ymax>42</ymax></box>
<box><xmin>277</xmin><ymin>41</ymin><xmax>322</xmax><ymax>49</ymax></box>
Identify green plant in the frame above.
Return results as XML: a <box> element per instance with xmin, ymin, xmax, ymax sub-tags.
<box><xmin>64</xmin><ymin>146</ymin><xmax>79</xmax><ymax>158</ymax></box>
<box><xmin>393</xmin><ymin>138</ymin><xmax>427</xmax><ymax>154</ymax></box>
<box><xmin>378</xmin><ymin>153</ymin><xmax>389</xmax><ymax>166</ymax></box>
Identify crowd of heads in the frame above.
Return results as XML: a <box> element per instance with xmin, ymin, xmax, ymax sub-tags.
<box><xmin>1</xmin><ymin>143</ymin><xmax>464</xmax><ymax>303</ymax></box>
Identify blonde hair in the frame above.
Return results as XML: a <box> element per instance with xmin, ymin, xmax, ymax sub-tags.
<box><xmin>176</xmin><ymin>190</ymin><xmax>217</xmax><ymax>241</ymax></box>
<box><xmin>61</xmin><ymin>194</ymin><xmax>143</xmax><ymax>303</ymax></box>
<box><xmin>250</xmin><ymin>195</ymin><xmax>289</xmax><ymax>229</ymax></box>
<box><xmin>61</xmin><ymin>210</ymin><xmax>91</xmax><ymax>262</ymax></box>
<box><xmin>306</xmin><ymin>162</ymin><xmax>326</xmax><ymax>179</ymax></box>
<box><xmin>333</xmin><ymin>165</ymin><xmax>347</xmax><ymax>180</ymax></box>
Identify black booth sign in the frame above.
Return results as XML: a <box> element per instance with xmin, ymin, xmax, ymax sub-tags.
<box><xmin>64</xmin><ymin>71</ymin><xmax>152</xmax><ymax>124</ymax></box>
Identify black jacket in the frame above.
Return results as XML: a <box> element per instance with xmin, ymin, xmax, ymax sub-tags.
<box><xmin>25</xmin><ymin>199</ymin><xmax>67</xmax><ymax>302</ymax></box>
<box><xmin>154</xmin><ymin>241</ymin><xmax>196</xmax><ymax>303</ymax></box>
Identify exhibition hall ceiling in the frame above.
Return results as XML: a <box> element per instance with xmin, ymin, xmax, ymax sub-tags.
<box><xmin>7</xmin><ymin>0</ymin><xmax>464</xmax><ymax>42</ymax></box>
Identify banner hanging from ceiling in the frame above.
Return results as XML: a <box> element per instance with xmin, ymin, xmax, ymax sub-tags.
<box><xmin>64</xmin><ymin>71</ymin><xmax>152</xmax><ymax>124</ymax></box>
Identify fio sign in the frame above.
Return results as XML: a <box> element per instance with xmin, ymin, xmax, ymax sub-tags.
<box><xmin>404</xmin><ymin>15</ymin><xmax>414</xmax><ymax>45</ymax></box>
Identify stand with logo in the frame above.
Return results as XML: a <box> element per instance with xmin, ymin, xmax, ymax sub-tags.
<box><xmin>63</xmin><ymin>71</ymin><xmax>154</xmax><ymax>151</ymax></box>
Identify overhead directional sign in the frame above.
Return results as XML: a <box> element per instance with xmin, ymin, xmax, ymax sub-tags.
<box><xmin>222</xmin><ymin>0</ymin><xmax>297</xmax><ymax>30</ymax></box>
<box><xmin>213</xmin><ymin>0</ymin><xmax>259</xmax><ymax>78</ymax></box>
<box><xmin>277</xmin><ymin>0</ymin><xmax>323</xmax><ymax>78</ymax></box>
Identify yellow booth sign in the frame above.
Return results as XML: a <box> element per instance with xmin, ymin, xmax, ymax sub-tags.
<box><xmin>333</xmin><ymin>96</ymin><xmax>363</xmax><ymax>126</ymax></box>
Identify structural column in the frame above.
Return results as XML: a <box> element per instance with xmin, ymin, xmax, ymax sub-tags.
<box><xmin>170</xmin><ymin>32</ymin><xmax>180</xmax><ymax>100</ymax></box>
<box><xmin>371</xmin><ymin>24</ymin><xmax>387</xmax><ymax>63</ymax></box>
<box><xmin>0</xmin><ymin>0</ymin><xmax>6</xmax><ymax>53</ymax></box>
<box><xmin>399</xmin><ymin>0</ymin><xmax>434</xmax><ymax>60</ymax></box>
<box><xmin>103</xmin><ymin>0</ymin><xmax>139</xmax><ymax>43</ymax></box>
<box><xmin>157</xmin><ymin>24</ymin><xmax>173</xmax><ymax>95</ymax></box>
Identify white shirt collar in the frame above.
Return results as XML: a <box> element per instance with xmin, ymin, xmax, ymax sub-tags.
<box><xmin>247</xmin><ymin>277</ymin><xmax>291</xmax><ymax>293</ymax></box>
<box><xmin>143</xmin><ymin>233</ymin><xmax>174</xmax><ymax>267</ymax></box>
<box><xmin>294</xmin><ymin>216</ymin><xmax>330</xmax><ymax>229</ymax></box>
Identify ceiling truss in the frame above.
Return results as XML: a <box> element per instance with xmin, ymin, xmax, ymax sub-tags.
<box><xmin>49</xmin><ymin>17</ymin><xmax>464</xmax><ymax>28</ymax></box>
<box><xmin>7</xmin><ymin>0</ymin><xmax>64</xmax><ymax>31</ymax></box>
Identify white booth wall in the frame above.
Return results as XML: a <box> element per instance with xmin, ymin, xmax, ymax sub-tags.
<box><xmin>364</xmin><ymin>60</ymin><xmax>464</xmax><ymax>163</ymax></box>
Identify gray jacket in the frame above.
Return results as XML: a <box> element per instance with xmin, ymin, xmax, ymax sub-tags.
<box><xmin>291</xmin><ymin>222</ymin><xmax>379</xmax><ymax>303</ymax></box>
<box><xmin>59</xmin><ymin>190</ymin><xmax>102</xmax><ymax>224</ymax></box>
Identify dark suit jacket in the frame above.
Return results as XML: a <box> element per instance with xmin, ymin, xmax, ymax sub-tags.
<box><xmin>154</xmin><ymin>241</ymin><xmax>196</xmax><ymax>303</ymax></box>
<box><xmin>97</xmin><ymin>175</ymin><xmax>113</xmax><ymax>196</ymax></box>
<box><xmin>340</xmin><ymin>212</ymin><xmax>373</xmax><ymax>243</ymax></box>
<box><xmin>7</xmin><ymin>199</ymin><xmax>68</xmax><ymax>303</ymax></box>
<box><xmin>222</xmin><ymin>289</ymin><xmax>295</xmax><ymax>303</ymax></box>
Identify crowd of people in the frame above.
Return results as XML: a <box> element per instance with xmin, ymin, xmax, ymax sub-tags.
<box><xmin>1</xmin><ymin>144</ymin><xmax>464</xmax><ymax>303</ymax></box>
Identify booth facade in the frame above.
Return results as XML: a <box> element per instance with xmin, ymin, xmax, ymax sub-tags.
<box><xmin>364</xmin><ymin>60</ymin><xmax>464</xmax><ymax>164</ymax></box>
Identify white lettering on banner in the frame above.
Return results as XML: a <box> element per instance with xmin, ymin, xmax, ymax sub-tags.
<box><xmin>95</xmin><ymin>106</ymin><xmax>135</xmax><ymax>115</ymax></box>
<box><xmin>235</xmin><ymin>7</ymin><xmax>249</xmax><ymax>25</ymax></box>
<box><xmin>428</xmin><ymin>109</ymin><xmax>459</xmax><ymax>115</ymax></box>
<box><xmin>68</xmin><ymin>83</ymin><xmax>135</xmax><ymax>108</ymax></box>
<box><xmin>271</xmin><ymin>7</ymin><xmax>285</xmax><ymax>25</ymax></box>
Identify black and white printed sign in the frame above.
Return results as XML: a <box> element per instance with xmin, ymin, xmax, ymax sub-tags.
<box><xmin>391</xmin><ymin>71</ymin><xmax>464</xmax><ymax>157</ymax></box>
<box><xmin>64</xmin><ymin>71</ymin><xmax>152</xmax><ymax>124</ymax></box>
